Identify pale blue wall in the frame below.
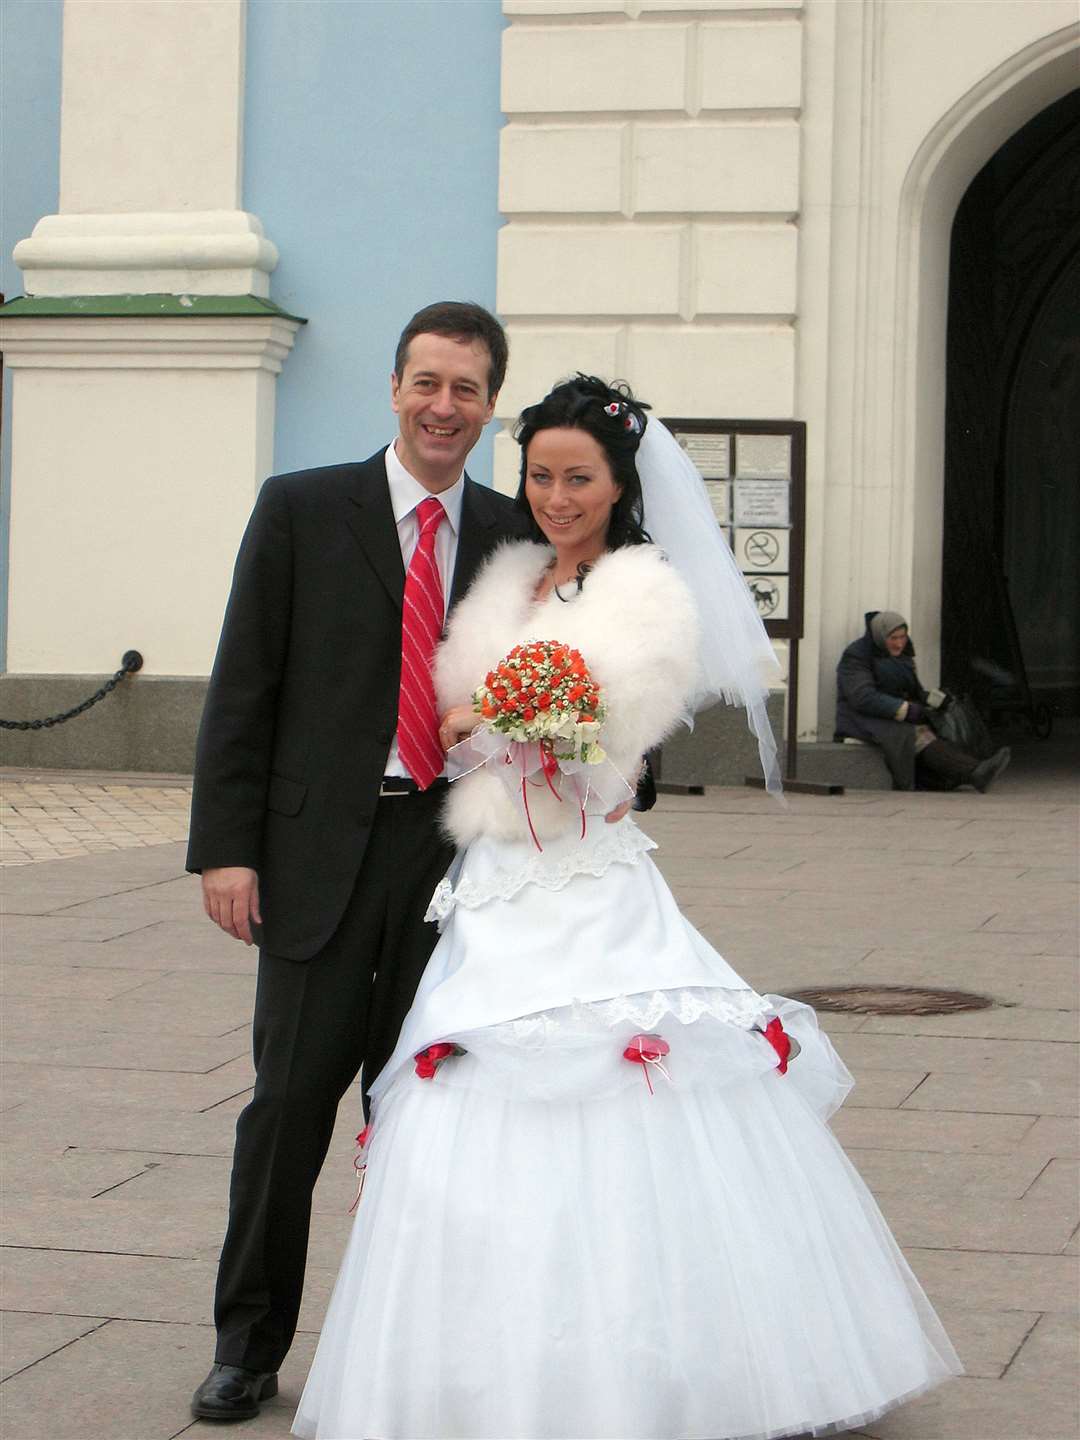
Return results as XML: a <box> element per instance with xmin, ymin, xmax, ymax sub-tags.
<box><xmin>243</xmin><ymin>0</ymin><xmax>505</xmax><ymax>484</ymax></box>
<box><xmin>0</xmin><ymin>0</ymin><xmax>63</xmax><ymax>669</ymax></box>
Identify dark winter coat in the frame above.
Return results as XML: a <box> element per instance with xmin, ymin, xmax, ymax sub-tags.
<box><xmin>834</xmin><ymin>612</ymin><xmax>930</xmax><ymax>790</ymax></box>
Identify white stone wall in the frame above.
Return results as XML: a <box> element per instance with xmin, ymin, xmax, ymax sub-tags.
<box><xmin>496</xmin><ymin>0</ymin><xmax>1080</xmax><ymax>741</ymax></box>
<box><xmin>1</xmin><ymin>315</ymin><xmax>291</xmax><ymax>676</ymax></box>
<box><xmin>495</xmin><ymin>0</ymin><xmax>802</xmax><ymax>494</ymax></box>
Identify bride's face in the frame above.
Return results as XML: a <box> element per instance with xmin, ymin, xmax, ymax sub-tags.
<box><xmin>525</xmin><ymin>427</ymin><xmax>622</xmax><ymax>562</ymax></box>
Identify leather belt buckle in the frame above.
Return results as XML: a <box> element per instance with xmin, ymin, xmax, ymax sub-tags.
<box><xmin>378</xmin><ymin>777</ymin><xmax>448</xmax><ymax>797</ymax></box>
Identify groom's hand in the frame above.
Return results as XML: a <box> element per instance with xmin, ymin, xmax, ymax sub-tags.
<box><xmin>438</xmin><ymin>705</ymin><xmax>479</xmax><ymax>752</ymax></box>
<box><xmin>203</xmin><ymin>866</ymin><xmax>262</xmax><ymax>945</ymax></box>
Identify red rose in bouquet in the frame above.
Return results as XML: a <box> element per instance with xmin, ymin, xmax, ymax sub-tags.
<box><xmin>473</xmin><ymin>641</ymin><xmax>607</xmax><ymax>765</ymax></box>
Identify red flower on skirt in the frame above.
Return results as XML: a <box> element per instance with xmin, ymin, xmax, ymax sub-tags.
<box><xmin>414</xmin><ymin>1042</ymin><xmax>462</xmax><ymax>1079</ymax></box>
<box><xmin>763</xmin><ymin>1017</ymin><xmax>792</xmax><ymax>1074</ymax></box>
<box><xmin>623</xmin><ymin>1032</ymin><xmax>671</xmax><ymax>1094</ymax></box>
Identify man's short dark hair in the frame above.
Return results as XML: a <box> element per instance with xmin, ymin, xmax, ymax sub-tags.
<box><xmin>394</xmin><ymin>301</ymin><xmax>508</xmax><ymax>400</ymax></box>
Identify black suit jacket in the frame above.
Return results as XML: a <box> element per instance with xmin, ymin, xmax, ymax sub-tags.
<box><xmin>186</xmin><ymin>448</ymin><xmax>527</xmax><ymax>959</ymax></box>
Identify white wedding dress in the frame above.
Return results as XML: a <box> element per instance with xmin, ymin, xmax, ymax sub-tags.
<box><xmin>292</xmin><ymin>816</ymin><xmax>961</xmax><ymax>1440</ymax></box>
<box><xmin>295</xmin><ymin>540</ymin><xmax>959</xmax><ymax>1438</ymax></box>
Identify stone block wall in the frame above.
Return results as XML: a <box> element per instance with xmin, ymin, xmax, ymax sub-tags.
<box><xmin>494</xmin><ymin>0</ymin><xmax>803</xmax><ymax>491</ymax></box>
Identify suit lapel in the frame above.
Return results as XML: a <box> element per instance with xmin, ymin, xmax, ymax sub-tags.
<box><xmin>344</xmin><ymin>450</ymin><xmax>405</xmax><ymax>611</ymax></box>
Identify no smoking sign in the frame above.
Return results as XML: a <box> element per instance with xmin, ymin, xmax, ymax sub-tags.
<box><xmin>735</xmin><ymin>527</ymin><xmax>789</xmax><ymax>574</ymax></box>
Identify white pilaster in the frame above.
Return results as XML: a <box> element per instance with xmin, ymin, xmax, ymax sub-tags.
<box><xmin>15</xmin><ymin>0</ymin><xmax>272</xmax><ymax>298</ymax></box>
<box><xmin>4</xmin><ymin>0</ymin><xmax>300</xmax><ymax>697</ymax></box>
<box><xmin>0</xmin><ymin>311</ymin><xmax>300</xmax><ymax>675</ymax></box>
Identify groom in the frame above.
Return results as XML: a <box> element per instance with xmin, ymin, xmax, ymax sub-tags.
<box><xmin>187</xmin><ymin>301</ymin><xmax>528</xmax><ymax>1421</ymax></box>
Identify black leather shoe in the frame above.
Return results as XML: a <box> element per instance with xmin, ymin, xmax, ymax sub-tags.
<box><xmin>191</xmin><ymin>1363</ymin><xmax>278</xmax><ymax>1421</ymax></box>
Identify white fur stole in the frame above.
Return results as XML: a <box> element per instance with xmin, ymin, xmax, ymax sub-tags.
<box><xmin>436</xmin><ymin>542</ymin><xmax>700</xmax><ymax>846</ymax></box>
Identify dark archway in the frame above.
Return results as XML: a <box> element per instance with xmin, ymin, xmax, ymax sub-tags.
<box><xmin>941</xmin><ymin>87</ymin><xmax>1080</xmax><ymax>722</ymax></box>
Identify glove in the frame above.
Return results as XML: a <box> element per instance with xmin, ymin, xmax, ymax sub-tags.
<box><xmin>632</xmin><ymin>753</ymin><xmax>657</xmax><ymax>812</ymax></box>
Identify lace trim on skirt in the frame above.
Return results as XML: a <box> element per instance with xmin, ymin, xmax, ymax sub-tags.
<box><xmin>426</xmin><ymin>824</ymin><xmax>656</xmax><ymax>924</ymax></box>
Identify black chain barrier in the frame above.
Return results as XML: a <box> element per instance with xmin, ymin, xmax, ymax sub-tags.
<box><xmin>0</xmin><ymin>651</ymin><xmax>144</xmax><ymax>731</ymax></box>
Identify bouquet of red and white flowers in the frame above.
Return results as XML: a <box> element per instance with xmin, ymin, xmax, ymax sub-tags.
<box><xmin>473</xmin><ymin>640</ymin><xmax>607</xmax><ymax>765</ymax></box>
<box><xmin>443</xmin><ymin>638</ymin><xmax>630</xmax><ymax>850</ymax></box>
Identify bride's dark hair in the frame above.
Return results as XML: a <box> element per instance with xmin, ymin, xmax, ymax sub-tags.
<box><xmin>513</xmin><ymin>374</ymin><xmax>652</xmax><ymax>550</ymax></box>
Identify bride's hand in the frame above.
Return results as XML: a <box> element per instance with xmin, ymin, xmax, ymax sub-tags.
<box><xmin>438</xmin><ymin>705</ymin><xmax>479</xmax><ymax>752</ymax></box>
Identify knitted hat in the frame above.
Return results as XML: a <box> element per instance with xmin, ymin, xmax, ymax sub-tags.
<box><xmin>870</xmin><ymin>610</ymin><xmax>908</xmax><ymax>649</ymax></box>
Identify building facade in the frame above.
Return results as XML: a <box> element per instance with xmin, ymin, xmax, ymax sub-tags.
<box><xmin>1</xmin><ymin>0</ymin><xmax>1077</xmax><ymax>770</ymax></box>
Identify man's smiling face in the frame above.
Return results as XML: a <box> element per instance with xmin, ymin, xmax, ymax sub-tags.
<box><xmin>391</xmin><ymin>331</ymin><xmax>496</xmax><ymax>492</ymax></box>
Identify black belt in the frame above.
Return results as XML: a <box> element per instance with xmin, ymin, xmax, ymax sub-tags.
<box><xmin>378</xmin><ymin>776</ymin><xmax>450</xmax><ymax>797</ymax></box>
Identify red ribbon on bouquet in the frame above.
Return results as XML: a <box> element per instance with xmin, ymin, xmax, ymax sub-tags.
<box><xmin>451</xmin><ymin>730</ymin><xmax>632</xmax><ymax>854</ymax></box>
<box><xmin>623</xmin><ymin>1033</ymin><xmax>671</xmax><ymax>1094</ymax></box>
<box><xmin>349</xmin><ymin>1123</ymin><xmax>373</xmax><ymax>1214</ymax></box>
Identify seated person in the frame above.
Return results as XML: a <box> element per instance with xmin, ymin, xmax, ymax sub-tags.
<box><xmin>835</xmin><ymin>610</ymin><xmax>1010</xmax><ymax>792</ymax></box>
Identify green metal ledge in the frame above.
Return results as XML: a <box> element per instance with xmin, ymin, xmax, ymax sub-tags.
<box><xmin>0</xmin><ymin>294</ymin><xmax>307</xmax><ymax>323</ymax></box>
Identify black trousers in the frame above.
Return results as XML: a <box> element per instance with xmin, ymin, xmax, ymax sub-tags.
<box><xmin>212</xmin><ymin>789</ymin><xmax>454</xmax><ymax>1372</ymax></box>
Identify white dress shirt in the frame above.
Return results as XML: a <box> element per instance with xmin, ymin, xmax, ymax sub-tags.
<box><xmin>382</xmin><ymin>441</ymin><xmax>465</xmax><ymax>779</ymax></box>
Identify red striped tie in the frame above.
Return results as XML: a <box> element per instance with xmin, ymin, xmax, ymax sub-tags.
<box><xmin>398</xmin><ymin>496</ymin><xmax>447</xmax><ymax>790</ymax></box>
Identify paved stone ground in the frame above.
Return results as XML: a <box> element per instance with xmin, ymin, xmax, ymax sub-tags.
<box><xmin>1</xmin><ymin>735</ymin><xmax>1077</xmax><ymax>1440</ymax></box>
<box><xmin>0</xmin><ymin>773</ymin><xmax>192</xmax><ymax>867</ymax></box>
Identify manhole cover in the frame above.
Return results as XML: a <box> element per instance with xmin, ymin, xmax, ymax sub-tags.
<box><xmin>786</xmin><ymin>985</ymin><xmax>995</xmax><ymax>1016</ymax></box>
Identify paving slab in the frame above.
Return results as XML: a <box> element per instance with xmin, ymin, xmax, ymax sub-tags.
<box><xmin>842</xmin><ymin>1068</ymin><xmax>929</xmax><ymax>1109</ymax></box>
<box><xmin>0</xmin><ymin>1319</ymin><xmax>219</xmax><ymax>1440</ymax></box>
<box><xmin>1</xmin><ymin>758</ymin><xmax>1077</xmax><ymax>1438</ymax></box>
<box><xmin>1</xmin><ymin>1101</ymin><xmax>242</xmax><ymax>1157</ymax></box>
<box><xmin>864</xmin><ymin>1370</ymin><xmax>1078</xmax><ymax>1439</ymax></box>
<box><xmin>1</xmin><ymin>1195</ymin><xmax>231</xmax><ymax>1262</ymax></box>
<box><xmin>829</xmin><ymin>1108</ymin><xmax>1038</xmax><ymax>1155</ymax></box>
<box><xmin>857</xmin><ymin>1006</ymin><xmax>1077</xmax><ymax>1042</ymax></box>
<box><xmin>1</xmin><ymin>1248</ymin><xmax>218</xmax><ymax>1326</ymax></box>
<box><xmin>1</xmin><ymin>1027</ymin><xmax>247</xmax><ymax>1073</ymax></box>
<box><xmin>902</xmin><ymin>1071</ymin><xmax>1078</xmax><ymax>1118</ymax></box>
<box><xmin>875</xmin><ymin>1187</ymin><xmax>1078</xmax><ymax>1255</ymax></box>
<box><xmin>0</xmin><ymin>1148</ymin><xmax>158</xmax><ymax>1201</ymax></box>
<box><xmin>851</xmin><ymin>951</ymin><xmax>1077</xmax><ymax>1007</ymax></box>
<box><xmin>928</xmin><ymin>1305</ymin><xmax>1041</xmax><ymax>1380</ymax></box>
<box><xmin>1013</xmin><ymin>1111</ymin><xmax>1080</xmax><ymax>1157</ymax></box>
<box><xmin>904</xmin><ymin>1248</ymin><xmax>1079</xmax><ymax>1316</ymax></box>
<box><xmin>843</xmin><ymin>1147</ymin><xmax>1052</xmax><ymax>1201</ymax></box>
<box><xmin>0</xmin><ymin>913</ymin><xmax>166</xmax><ymax>947</ymax></box>
<box><xmin>0</xmin><ymin>963</ymin><xmax>157</xmax><ymax>1002</ymax></box>
<box><xmin>2</xmin><ymin>992</ymin><xmax>256</xmax><ymax>1040</ymax></box>
<box><xmin>1023</xmin><ymin>1156</ymin><xmax>1079</xmax><ymax>1204</ymax></box>
<box><xmin>0</xmin><ymin>1311</ymin><xmax>110</xmax><ymax>1383</ymax></box>
<box><xmin>831</xmin><ymin>1033</ymin><xmax>1078</xmax><ymax>1082</ymax></box>
<box><xmin>0</xmin><ymin>1058</ymin><xmax>255</xmax><ymax>1114</ymax></box>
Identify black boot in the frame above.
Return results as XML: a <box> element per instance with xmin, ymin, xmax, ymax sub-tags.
<box><xmin>917</xmin><ymin>738</ymin><xmax>979</xmax><ymax>790</ymax></box>
<box><xmin>971</xmin><ymin>746</ymin><xmax>1011</xmax><ymax>792</ymax></box>
<box><xmin>919</xmin><ymin>739</ymin><xmax>1010</xmax><ymax>792</ymax></box>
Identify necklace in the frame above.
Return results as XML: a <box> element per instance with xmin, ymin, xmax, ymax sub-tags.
<box><xmin>550</xmin><ymin>560</ymin><xmax>592</xmax><ymax>602</ymax></box>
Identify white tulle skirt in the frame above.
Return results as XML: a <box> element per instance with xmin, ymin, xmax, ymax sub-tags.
<box><xmin>293</xmin><ymin>823</ymin><xmax>961</xmax><ymax>1440</ymax></box>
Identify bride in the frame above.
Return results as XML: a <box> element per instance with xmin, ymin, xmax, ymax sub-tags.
<box><xmin>292</xmin><ymin>375</ymin><xmax>961</xmax><ymax>1440</ymax></box>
